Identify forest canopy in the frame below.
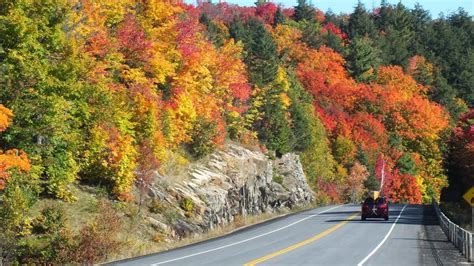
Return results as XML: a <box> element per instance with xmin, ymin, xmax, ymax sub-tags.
<box><xmin>0</xmin><ymin>0</ymin><xmax>472</xmax><ymax>216</ymax></box>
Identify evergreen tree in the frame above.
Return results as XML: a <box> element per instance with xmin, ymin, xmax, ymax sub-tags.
<box><xmin>259</xmin><ymin>100</ymin><xmax>294</xmax><ymax>156</ymax></box>
<box><xmin>199</xmin><ymin>13</ymin><xmax>227</xmax><ymax>48</ymax></box>
<box><xmin>293</xmin><ymin>0</ymin><xmax>315</xmax><ymax>22</ymax></box>
<box><xmin>253</xmin><ymin>69</ymin><xmax>296</xmax><ymax>156</ymax></box>
<box><xmin>430</xmin><ymin>71</ymin><xmax>469</xmax><ymax>119</ymax></box>
<box><xmin>410</xmin><ymin>3</ymin><xmax>431</xmax><ymax>55</ymax></box>
<box><xmin>300</xmin><ymin>20</ymin><xmax>324</xmax><ymax>49</ymax></box>
<box><xmin>346</xmin><ymin>37</ymin><xmax>381</xmax><ymax>83</ymax></box>
<box><xmin>425</xmin><ymin>10</ymin><xmax>474</xmax><ymax>106</ymax></box>
<box><xmin>347</xmin><ymin>1</ymin><xmax>377</xmax><ymax>39</ymax></box>
<box><xmin>273</xmin><ymin>7</ymin><xmax>286</xmax><ymax>27</ymax></box>
<box><xmin>244</xmin><ymin>18</ymin><xmax>279</xmax><ymax>87</ymax></box>
<box><xmin>324</xmin><ymin>32</ymin><xmax>346</xmax><ymax>55</ymax></box>
<box><xmin>377</xmin><ymin>3</ymin><xmax>414</xmax><ymax>66</ymax></box>
<box><xmin>229</xmin><ymin>18</ymin><xmax>248</xmax><ymax>43</ymax></box>
<box><xmin>324</xmin><ymin>9</ymin><xmax>338</xmax><ymax>24</ymax></box>
<box><xmin>287</xmin><ymin>72</ymin><xmax>314</xmax><ymax>151</ymax></box>
<box><xmin>376</xmin><ymin>0</ymin><xmax>392</xmax><ymax>30</ymax></box>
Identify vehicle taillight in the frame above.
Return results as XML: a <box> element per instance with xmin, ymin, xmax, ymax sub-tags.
<box><xmin>363</xmin><ymin>204</ymin><xmax>368</xmax><ymax>208</ymax></box>
<box><xmin>379</xmin><ymin>204</ymin><xmax>386</xmax><ymax>208</ymax></box>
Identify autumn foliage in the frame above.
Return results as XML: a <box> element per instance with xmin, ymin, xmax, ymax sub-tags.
<box><xmin>0</xmin><ymin>105</ymin><xmax>30</xmax><ymax>190</ymax></box>
<box><xmin>1</xmin><ymin>0</ymin><xmax>472</xmax><ymax>264</ymax></box>
<box><xmin>0</xmin><ymin>0</ymin><xmax>463</xmax><ymax>205</ymax></box>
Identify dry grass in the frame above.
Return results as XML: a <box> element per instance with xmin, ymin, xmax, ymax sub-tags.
<box><xmin>30</xmin><ymin>184</ymin><xmax>320</xmax><ymax>263</ymax></box>
<box><xmin>106</xmin><ymin>202</ymin><xmax>320</xmax><ymax>263</ymax></box>
<box><xmin>159</xmin><ymin>149</ymin><xmax>193</xmax><ymax>184</ymax></box>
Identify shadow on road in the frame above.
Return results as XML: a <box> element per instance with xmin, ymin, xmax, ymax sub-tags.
<box><xmin>323</xmin><ymin>205</ymin><xmax>439</xmax><ymax>225</ymax></box>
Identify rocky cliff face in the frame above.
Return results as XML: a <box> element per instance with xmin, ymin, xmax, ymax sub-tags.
<box><xmin>145</xmin><ymin>144</ymin><xmax>314</xmax><ymax>239</ymax></box>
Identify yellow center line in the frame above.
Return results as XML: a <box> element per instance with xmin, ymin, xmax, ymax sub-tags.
<box><xmin>243</xmin><ymin>212</ymin><xmax>359</xmax><ymax>266</ymax></box>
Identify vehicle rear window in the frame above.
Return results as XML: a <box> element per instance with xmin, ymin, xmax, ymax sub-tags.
<box><xmin>375</xmin><ymin>198</ymin><xmax>386</xmax><ymax>204</ymax></box>
<box><xmin>364</xmin><ymin>198</ymin><xmax>375</xmax><ymax>204</ymax></box>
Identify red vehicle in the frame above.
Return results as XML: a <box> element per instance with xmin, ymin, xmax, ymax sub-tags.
<box><xmin>361</xmin><ymin>197</ymin><xmax>389</xmax><ymax>221</ymax></box>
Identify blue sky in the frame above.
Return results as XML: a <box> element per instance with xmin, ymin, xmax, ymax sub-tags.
<box><xmin>185</xmin><ymin>0</ymin><xmax>474</xmax><ymax>17</ymax></box>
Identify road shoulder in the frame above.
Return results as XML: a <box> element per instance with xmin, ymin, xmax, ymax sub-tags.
<box><xmin>421</xmin><ymin>205</ymin><xmax>470</xmax><ymax>265</ymax></box>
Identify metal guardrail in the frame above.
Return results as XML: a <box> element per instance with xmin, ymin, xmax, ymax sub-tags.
<box><xmin>433</xmin><ymin>201</ymin><xmax>472</xmax><ymax>262</ymax></box>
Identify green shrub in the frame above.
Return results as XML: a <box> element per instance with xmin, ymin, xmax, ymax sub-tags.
<box><xmin>149</xmin><ymin>199</ymin><xmax>166</xmax><ymax>214</ymax></box>
<box><xmin>164</xmin><ymin>209</ymin><xmax>180</xmax><ymax>223</ymax></box>
<box><xmin>186</xmin><ymin>117</ymin><xmax>218</xmax><ymax>158</ymax></box>
<box><xmin>273</xmin><ymin>174</ymin><xmax>283</xmax><ymax>185</ymax></box>
<box><xmin>180</xmin><ymin>198</ymin><xmax>194</xmax><ymax>213</ymax></box>
<box><xmin>33</xmin><ymin>204</ymin><xmax>66</xmax><ymax>234</ymax></box>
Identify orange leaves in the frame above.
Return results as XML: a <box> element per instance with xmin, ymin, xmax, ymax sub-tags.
<box><xmin>293</xmin><ymin>39</ymin><xmax>448</xmax><ymax>202</ymax></box>
<box><xmin>383</xmin><ymin>169</ymin><xmax>422</xmax><ymax>204</ymax></box>
<box><xmin>375</xmin><ymin>66</ymin><xmax>449</xmax><ymax>140</ymax></box>
<box><xmin>377</xmin><ymin>66</ymin><xmax>428</xmax><ymax>97</ymax></box>
<box><xmin>0</xmin><ymin>150</ymin><xmax>30</xmax><ymax>190</ymax></box>
<box><xmin>0</xmin><ymin>105</ymin><xmax>30</xmax><ymax>190</ymax></box>
<box><xmin>403</xmin><ymin>95</ymin><xmax>449</xmax><ymax>139</ymax></box>
<box><xmin>272</xmin><ymin>24</ymin><xmax>307</xmax><ymax>62</ymax></box>
<box><xmin>0</xmin><ymin>104</ymin><xmax>13</xmax><ymax>132</ymax></box>
<box><xmin>297</xmin><ymin>47</ymin><xmax>356</xmax><ymax>110</ymax></box>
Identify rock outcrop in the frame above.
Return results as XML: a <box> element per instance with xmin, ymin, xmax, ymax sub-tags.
<box><xmin>144</xmin><ymin>144</ymin><xmax>314</xmax><ymax>239</ymax></box>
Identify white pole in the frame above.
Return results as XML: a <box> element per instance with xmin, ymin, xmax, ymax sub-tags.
<box><xmin>380</xmin><ymin>157</ymin><xmax>385</xmax><ymax>194</ymax></box>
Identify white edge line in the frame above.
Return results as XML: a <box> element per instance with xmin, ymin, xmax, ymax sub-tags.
<box><xmin>150</xmin><ymin>205</ymin><xmax>343</xmax><ymax>265</ymax></box>
<box><xmin>357</xmin><ymin>204</ymin><xmax>408</xmax><ymax>266</ymax></box>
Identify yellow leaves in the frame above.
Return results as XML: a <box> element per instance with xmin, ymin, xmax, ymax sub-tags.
<box><xmin>275</xmin><ymin>67</ymin><xmax>290</xmax><ymax>92</ymax></box>
<box><xmin>73</xmin><ymin>0</ymin><xmax>132</xmax><ymax>38</ymax></box>
<box><xmin>148</xmin><ymin>48</ymin><xmax>177</xmax><ymax>84</ymax></box>
<box><xmin>166</xmin><ymin>92</ymin><xmax>197</xmax><ymax>144</ymax></box>
<box><xmin>211</xmin><ymin>39</ymin><xmax>247</xmax><ymax>92</ymax></box>
<box><xmin>229</xmin><ymin>110</ymin><xmax>240</xmax><ymax>119</ymax></box>
<box><xmin>87</xmin><ymin>125</ymin><xmax>137</xmax><ymax>201</ymax></box>
<box><xmin>121</xmin><ymin>66</ymin><xmax>148</xmax><ymax>84</ymax></box>
<box><xmin>186</xmin><ymin>65</ymin><xmax>214</xmax><ymax>94</ymax></box>
<box><xmin>141</xmin><ymin>0</ymin><xmax>183</xmax><ymax>26</ymax></box>
<box><xmin>271</xmin><ymin>24</ymin><xmax>305</xmax><ymax>59</ymax></box>
<box><xmin>279</xmin><ymin>93</ymin><xmax>291</xmax><ymax>109</ymax></box>
<box><xmin>214</xmin><ymin>20</ymin><xmax>230</xmax><ymax>36</ymax></box>
<box><xmin>96</xmin><ymin>0</ymin><xmax>134</xmax><ymax>26</ymax></box>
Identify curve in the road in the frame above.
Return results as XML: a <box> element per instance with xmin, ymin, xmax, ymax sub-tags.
<box><xmin>111</xmin><ymin>204</ymin><xmax>464</xmax><ymax>266</ymax></box>
<box><xmin>243</xmin><ymin>212</ymin><xmax>358</xmax><ymax>266</ymax></box>
<box><xmin>150</xmin><ymin>205</ymin><xmax>343</xmax><ymax>266</ymax></box>
<box><xmin>357</xmin><ymin>204</ymin><xmax>407</xmax><ymax>266</ymax></box>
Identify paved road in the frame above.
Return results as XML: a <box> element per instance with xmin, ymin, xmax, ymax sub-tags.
<box><xmin>112</xmin><ymin>204</ymin><xmax>466</xmax><ymax>266</ymax></box>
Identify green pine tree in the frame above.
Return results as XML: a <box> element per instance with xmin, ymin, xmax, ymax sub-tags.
<box><xmin>273</xmin><ymin>7</ymin><xmax>286</xmax><ymax>27</ymax></box>
<box><xmin>347</xmin><ymin>1</ymin><xmax>377</xmax><ymax>39</ymax></box>
<box><xmin>199</xmin><ymin>13</ymin><xmax>228</xmax><ymax>48</ymax></box>
<box><xmin>376</xmin><ymin>3</ymin><xmax>414</xmax><ymax>66</ymax></box>
<box><xmin>346</xmin><ymin>37</ymin><xmax>381</xmax><ymax>83</ymax></box>
<box><xmin>244</xmin><ymin>18</ymin><xmax>279</xmax><ymax>87</ymax></box>
<box><xmin>293</xmin><ymin>0</ymin><xmax>315</xmax><ymax>22</ymax></box>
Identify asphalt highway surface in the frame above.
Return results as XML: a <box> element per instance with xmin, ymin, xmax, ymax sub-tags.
<box><xmin>112</xmin><ymin>204</ymin><xmax>466</xmax><ymax>266</ymax></box>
